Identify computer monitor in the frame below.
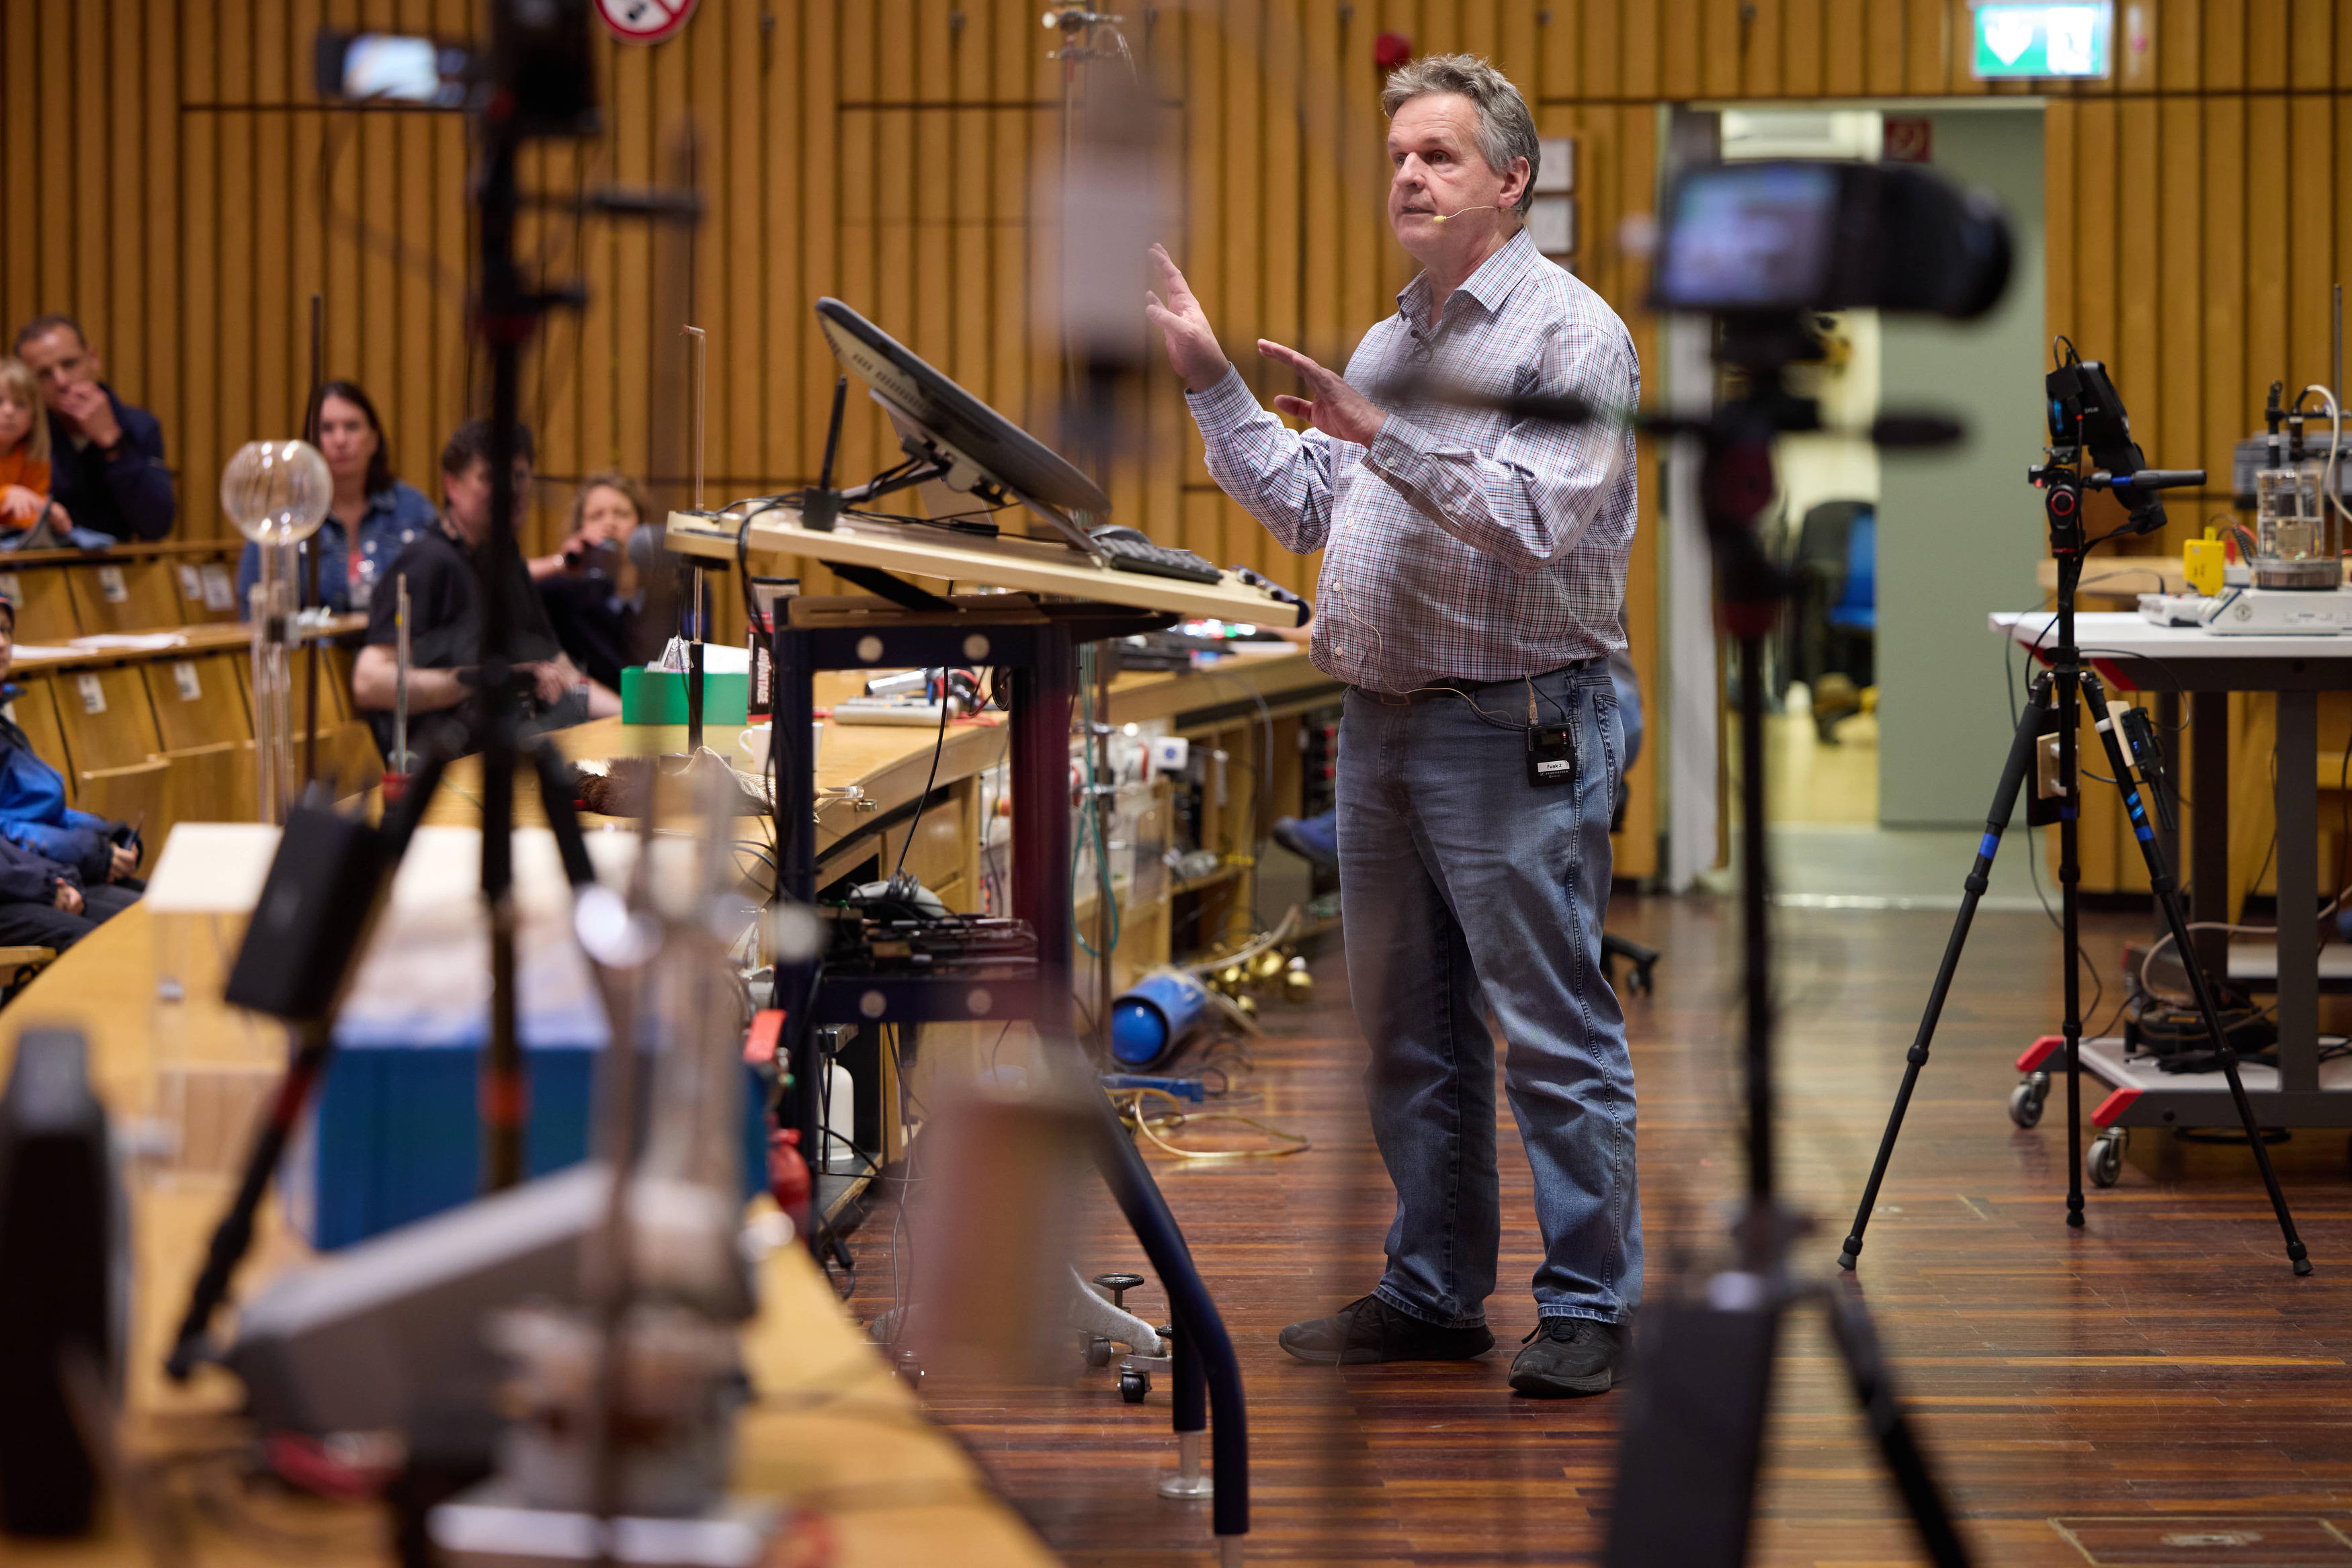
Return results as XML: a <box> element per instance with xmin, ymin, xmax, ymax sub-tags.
<box><xmin>814</xmin><ymin>297</ymin><xmax>1111</xmax><ymax>543</ymax></box>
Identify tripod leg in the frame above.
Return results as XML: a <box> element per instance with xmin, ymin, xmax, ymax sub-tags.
<box><xmin>1822</xmin><ymin>1285</ymin><xmax>1974</xmax><ymax>1568</ymax></box>
<box><xmin>2085</xmin><ymin>687</ymin><xmax>2312</xmax><ymax>1274</ymax></box>
<box><xmin>2056</xmin><ymin>669</ymin><xmax>2085</xmax><ymax>1228</ymax></box>
<box><xmin>1839</xmin><ymin>679</ymin><xmax>2050</xmax><ymax>1270</ymax></box>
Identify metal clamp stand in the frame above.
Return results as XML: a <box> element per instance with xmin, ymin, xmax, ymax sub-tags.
<box><xmin>1603</xmin><ymin>317</ymin><xmax>1972</xmax><ymax>1568</ymax></box>
<box><xmin>1835</xmin><ymin>448</ymin><xmax>2312</xmax><ymax>1276</ymax></box>
<box><xmin>765</xmin><ymin>591</ymin><xmax>1251</xmax><ymax>1559</ymax></box>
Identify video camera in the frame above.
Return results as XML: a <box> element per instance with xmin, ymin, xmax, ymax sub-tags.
<box><xmin>314</xmin><ymin>0</ymin><xmax>598</xmax><ymax>137</ymax></box>
<box><xmin>1650</xmin><ymin>159</ymin><xmax>2011</xmax><ymax>322</ymax></box>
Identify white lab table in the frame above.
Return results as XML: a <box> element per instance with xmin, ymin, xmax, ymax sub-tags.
<box><xmin>1992</xmin><ymin>611</ymin><xmax>2349</xmax><ymax>1128</ymax></box>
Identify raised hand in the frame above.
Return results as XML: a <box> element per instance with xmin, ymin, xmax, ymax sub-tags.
<box><xmin>1258</xmin><ymin>339</ymin><xmax>1387</xmax><ymax>447</ymax></box>
<box><xmin>1144</xmin><ymin>243</ymin><xmax>1231</xmax><ymax>393</ymax></box>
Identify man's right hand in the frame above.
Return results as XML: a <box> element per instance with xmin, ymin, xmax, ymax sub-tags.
<box><xmin>56</xmin><ymin>380</ymin><xmax>122</xmax><ymax>449</ymax></box>
<box><xmin>54</xmin><ymin>881</ymin><xmax>83</xmax><ymax>915</ymax></box>
<box><xmin>1145</xmin><ymin>243</ymin><xmax>1231</xmax><ymax>393</ymax></box>
<box><xmin>108</xmin><ymin>844</ymin><xmax>138</xmax><ymax>882</ymax></box>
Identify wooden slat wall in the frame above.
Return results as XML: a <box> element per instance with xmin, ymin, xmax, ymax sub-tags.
<box><xmin>5</xmin><ymin>3</ymin><xmax>2351</xmax><ymax>884</ymax></box>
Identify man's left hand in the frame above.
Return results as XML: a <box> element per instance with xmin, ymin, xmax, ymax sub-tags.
<box><xmin>1259</xmin><ymin>339</ymin><xmax>1386</xmax><ymax>447</ymax></box>
<box><xmin>56</xmin><ymin>381</ymin><xmax>122</xmax><ymax>449</ymax></box>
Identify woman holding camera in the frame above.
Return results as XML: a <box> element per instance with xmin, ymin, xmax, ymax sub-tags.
<box><xmin>534</xmin><ymin>470</ymin><xmax>650</xmax><ymax>690</ymax></box>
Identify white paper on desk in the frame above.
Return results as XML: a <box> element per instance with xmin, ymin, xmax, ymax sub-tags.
<box><xmin>7</xmin><ymin>644</ymin><xmax>77</xmax><ymax>660</ymax></box>
<box><xmin>649</xmin><ymin>636</ymin><xmax>750</xmax><ymax>675</ymax></box>
<box><xmin>70</xmin><ymin>631</ymin><xmax>187</xmax><ymax>652</ymax></box>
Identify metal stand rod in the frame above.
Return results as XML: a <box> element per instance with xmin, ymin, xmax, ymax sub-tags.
<box><xmin>1839</xmin><ymin>679</ymin><xmax>2048</xmax><ymax>1268</ymax></box>
<box><xmin>1019</xmin><ymin>624</ymin><xmax>1245</xmax><ymax>1547</ymax></box>
<box><xmin>2054</xmin><ymin>603</ymin><xmax>2085</xmax><ymax>1229</ymax></box>
<box><xmin>1088</xmin><ymin>1092</ymin><xmax>1247</xmax><ymax>1542</ymax></box>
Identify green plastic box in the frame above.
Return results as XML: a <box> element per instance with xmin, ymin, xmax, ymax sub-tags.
<box><xmin>618</xmin><ymin>665</ymin><xmax>750</xmax><ymax>726</ymax></box>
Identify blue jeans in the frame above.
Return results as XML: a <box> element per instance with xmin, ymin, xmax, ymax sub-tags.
<box><xmin>1337</xmin><ymin>660</ymin><xmax>1641</xmax><ymax>1328</ymax></box>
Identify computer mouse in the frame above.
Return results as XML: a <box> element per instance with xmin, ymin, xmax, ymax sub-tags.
<box><xmin>1089</xmin><ymin>524</ymin><xmax>1153</xmax><ymax>546</ymax></box>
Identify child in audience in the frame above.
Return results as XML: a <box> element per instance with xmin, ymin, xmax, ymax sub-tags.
<box><xmin>0</xmin><ymin>357</ymin><xmax>54</xmax><ymax>533</ymax></box>
<box><xmin>0</xmin><ymin>591</ymin><xmax>142</xmax><ymax>889</ymax></box>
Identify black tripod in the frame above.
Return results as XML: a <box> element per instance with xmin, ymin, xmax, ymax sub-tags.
<box><xmin>1601</xmin><ymin>315</ymin><xmax>1972</xmax><ymax>1568</ymax></box>
<box><xmin>1835</xmin><ymin>429</ymin><xmax>2312</xmax><ymax>1277</ymax></box>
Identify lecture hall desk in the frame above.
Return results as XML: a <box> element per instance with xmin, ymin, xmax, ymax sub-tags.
<box><xmin>0</xmin><ymin>646</ymin><xmax>1343</xmax><ymax>1567</ymax></box>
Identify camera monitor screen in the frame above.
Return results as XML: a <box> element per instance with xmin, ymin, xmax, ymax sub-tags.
<box><xmin>814</xmin><ymin>297</ymin><xmax>1112</xmax><ymax>531</ymax></box>
<box><xmin>317</xmin><ymin>33</ymin><xmax>472</xmax><ymax>107</ymax></box>
<box><xmin>1651</xmin><ymin>161</ymin><xmax>1840</xmax><ymax>314</ymax></box>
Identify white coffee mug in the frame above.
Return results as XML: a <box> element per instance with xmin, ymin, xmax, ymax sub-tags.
<box><xmin>737</xmin><ymin>721</ymin><xmax>825</xmax><ymax>774</ymax></box>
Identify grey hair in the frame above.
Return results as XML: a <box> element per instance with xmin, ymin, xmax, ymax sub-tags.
<box><xmin>1380</xmin><ymin>54</ymin><xmax>1540</xmax><ymax>216</ymax></box>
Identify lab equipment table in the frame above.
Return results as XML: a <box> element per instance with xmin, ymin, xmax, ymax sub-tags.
<box><xmin>1994</xmin><ymin>610</ymin><xmax>2349</xmax><ymax>1130</ymax></box>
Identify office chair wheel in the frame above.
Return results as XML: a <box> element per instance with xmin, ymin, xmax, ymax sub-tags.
<box><xmin>2008</xmin><ymin>1082</ymin><xmax>2042</xmax><ymax>1129</ymax></box>
<box><xmin>1118</xmin><ymin>1369</ymin><xmax>1151</xmax><ymax>1403</ymax></box>
<box><xmin>2087</xmin><ymin>1132</ymin><xmax>2124</xmax><ymax>1188</ymax></box>
<box><xmin>1085</xmin><ymin>1334</ymin><xmax>1115</xmax><ymax>1368</ymax></box>
<box><xmin>1626</xmin><ymin>958</ymin><xmax>1656</xmax><ymax>997</ymax></box>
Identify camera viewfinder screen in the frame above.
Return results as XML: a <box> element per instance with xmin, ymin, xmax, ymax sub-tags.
<box><xmin>341</xmin><ymin>34</ymin><xmax>465</xmax><ymax>108</ymax></box>
<box><xmin>1652</xmin><ymin>163</ymin><xmax>1839</xmax><ymax>313</ymax></box>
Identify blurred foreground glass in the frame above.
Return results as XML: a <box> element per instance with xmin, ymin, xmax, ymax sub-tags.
<box><xmin>222</xmin><ymin>441</ymin><xmax>331</xmax><ymax>822</ymax></box>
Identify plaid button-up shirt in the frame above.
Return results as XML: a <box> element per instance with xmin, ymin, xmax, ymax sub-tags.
<box><xmin>1186</xmin><ymin>228</ymin><xmax>1640</xmax><ymax>695</ymax></box>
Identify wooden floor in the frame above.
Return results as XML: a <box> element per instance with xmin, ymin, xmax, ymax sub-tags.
<box><xmin>845</xmin><ymin>894</ymin><xmax>2352</xmax><ymax>1566</ymax></box>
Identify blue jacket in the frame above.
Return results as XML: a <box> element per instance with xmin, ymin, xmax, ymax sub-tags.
<box><xmin>236</xmin><ymin>479</ymin><xmax>437</xmax><ymax>617</ymax></box>
<box><xmin>46</xmin><ymin>385</ymin><xmax>175</xmax><ymax>543</ymax></box>
<box><xmin>0</xmin><ymin>704</ymin><xmax>122</xmax><ymax>883</ymax></box>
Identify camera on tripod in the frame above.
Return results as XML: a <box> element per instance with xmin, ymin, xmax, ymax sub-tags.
<box><xmin>1602</xmin><ymin>160</ymin><xmax>2015</xmax><ymax>1568</ymax></box>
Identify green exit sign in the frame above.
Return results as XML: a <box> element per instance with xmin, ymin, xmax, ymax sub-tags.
<box><xmin>1972</xmin><ymin>3</ymin><xmax>2112</xmax><ymax>79</ymax></box>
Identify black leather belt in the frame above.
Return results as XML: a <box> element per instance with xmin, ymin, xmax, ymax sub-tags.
<box><xmin>1359</xmin><ymin>656</ymin><xmax>1601</xmax><ymax>707</ymax></box>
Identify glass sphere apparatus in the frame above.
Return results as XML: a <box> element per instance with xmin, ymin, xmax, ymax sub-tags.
<box><xmin>221</xmin><ymin>441</ymin><xmax>331</xmax><ymax>822</ymax></box>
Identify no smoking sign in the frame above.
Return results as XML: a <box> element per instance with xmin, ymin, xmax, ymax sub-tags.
<box><xmin>595</xmin><ymin>0</ymin><xmax>698</xmax><ymax>44</ymax></box>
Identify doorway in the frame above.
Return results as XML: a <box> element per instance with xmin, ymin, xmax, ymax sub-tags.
<box><xmin>1676</xmin><ymin>101</ymin><xmax>2049</xmax><ymax>904</ymax></box>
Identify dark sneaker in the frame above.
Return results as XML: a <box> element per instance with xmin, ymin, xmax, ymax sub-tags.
<box><xmin>1271</xmin><ymin>812</ymin><xmax>1340</xmax><ymax>873</ymax></box>
<box><xmin>1508</xmin><ymin>1317</ymin><xmax>1631</xmax><ymax>1397</ymax></box>
<box><xmin>1277</xmin><ymin>1293</ymin><xmax>1494</xmax><ymax>1366</ymax></box>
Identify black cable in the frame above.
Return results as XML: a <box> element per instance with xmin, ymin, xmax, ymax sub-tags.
<box><xmin>890</xmin><ymin>681</ymin><xmax>954</xmax><ymax>885</ymax></box>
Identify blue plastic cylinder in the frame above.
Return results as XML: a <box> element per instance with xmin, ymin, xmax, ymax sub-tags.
<box><xmin>1110</xmin><ymin>968</ymin><xmax>1215</xmax><ymax>1068</ymax></box>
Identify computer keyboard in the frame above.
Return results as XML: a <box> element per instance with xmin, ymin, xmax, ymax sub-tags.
<box><xmin>1091</xmin><ymin>531</ymin><xmax>1223</xmax><ymax>584</ymax></box>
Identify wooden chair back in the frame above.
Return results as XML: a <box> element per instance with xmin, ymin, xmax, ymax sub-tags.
<box><xmin>52</xmin><ymin>664</ymin><xmax>164</xmax><ymax>775</ymax></box>
<box><xmin>145</xmin><ymin>653</ymin><xmax>251</xmax><ymax>752</ymax></box>
<box><xmin>0</xmin><ymin>567</ymin><xmax>82</xmax><ymax>643</ymax></box>
<box><xmin>66</xmin><ymin>560</ymin><xmax>180</xmax><ymax>635</ymax></box>
<box><xmin>169</xmin><ymin>556</ymin><xmax>245</xmax><ymax>625</ymax></box>
<box><xmin>77</xmin><ymin>757</ymin><xmax>170</xmax><ymax>846</ymax></box>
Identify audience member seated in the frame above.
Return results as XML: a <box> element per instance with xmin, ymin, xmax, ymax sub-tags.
<box><xmin>0</xmin><ymin>592</ymin><xmax>144</xmax><ymax>891</ymax></box>
<box><xmin>352</xmin><ymin>419</ymin><xmax>621</xmax><ymax>764</ymax></box>
<box><xmin>236</xmin><ymin>379</ymin><xmax>436</xmax><ymax>617</ymax></box>
<box><xmin>13</xmin><ymin>314</ymin><xmax>175</xmax><ymax>542</ymax></box>
<box><xmin>0</xmin><ymin>357</ymin><xmax>52</xmax><ymax>535</ymax></box>
<box><xmin>534</xmin><ymin>470</ymin><xmax>648</xmax><ymax>691</ymax></box>
<box><xmin>0</xmin><ymin>835</ymin><xmax>136</xmax><ymax>955</ymax></box>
